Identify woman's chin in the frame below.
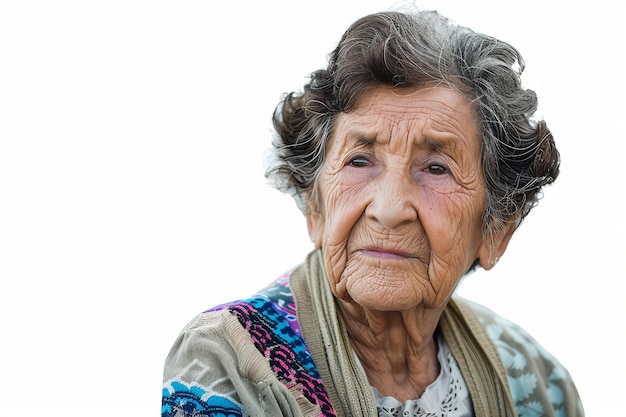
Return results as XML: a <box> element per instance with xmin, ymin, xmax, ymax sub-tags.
<box><xmin>345</xmin><ymin>282</ymin><xmax>425</xmax><ymax>312</ymax></box>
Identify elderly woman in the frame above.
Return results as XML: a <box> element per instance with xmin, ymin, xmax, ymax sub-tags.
<box><xmin>162</xmin><ymin>9</ymin><xmax>583</xmax><ymax>417</ymax></box>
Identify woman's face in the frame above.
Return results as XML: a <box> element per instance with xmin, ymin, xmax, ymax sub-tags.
<box><xmin>308</xmin><ymin>85</ymin><xmax>504</xmax><ymax>311</ymax></box>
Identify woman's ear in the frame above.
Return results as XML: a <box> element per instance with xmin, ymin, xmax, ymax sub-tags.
<box><xmin>306</xmin><ymin>211</ymin><xmax>324</xmax><ymax>249</ymax></box>
<box><xmin>478</xmin><ymin>218</ymin><xmax>518</xmax><ymax>270</ymax></box>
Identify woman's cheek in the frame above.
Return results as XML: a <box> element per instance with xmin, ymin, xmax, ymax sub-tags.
<box><xmin>320</xmin><ymin>181</ymin><xmax>367</xmax><ymax>298</ymax></box>
<box><xmin>323</xmin><ymin>243</ymin><xmax>349</xmax><ymax>299</ymax></box>
<box><xmin>322</xmin><ymin>177</ymin><xmax>367</xmax><ymax>242</ymax></box>
<box><xmin>422</xmin><ymin>188</ymin><xmax>484</xmax><ymax>273</ymax></box>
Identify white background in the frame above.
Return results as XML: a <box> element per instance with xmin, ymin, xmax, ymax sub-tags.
<box><xmin>1</xmin><ymin>0</ymin><xmax>624</xmax><ymax>415</ymax></box>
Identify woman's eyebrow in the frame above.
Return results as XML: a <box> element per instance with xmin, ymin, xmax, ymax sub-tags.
<box><xmin>421</xmin><ymin>134</ymin><xmax>464</xmax><ymax>155</ymax></box>
<box><xmin>351</xmin><ymin>134</ymin><xmax>377</xmax><ymax>146</ymax></box>
<box><xmin>342</xmin><ymin>132</ymin><xmax>377</xmax><ymax>149</ymax></box>
<box><xmin>344</xmin><ymin>128</ymin><xmax>466</xmax><ymax>155</ymax></box>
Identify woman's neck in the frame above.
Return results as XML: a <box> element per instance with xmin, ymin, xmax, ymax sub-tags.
<box><xmin>337</xmin><ymin>299</ymin><xmax>444</xmax><ymax>401</ymax></box>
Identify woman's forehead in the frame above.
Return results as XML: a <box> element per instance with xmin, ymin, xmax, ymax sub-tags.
<box><xmin>351</xmin><ymin>85</ymin><xmax>474</xmax><ymax>119</ymax></box>
<box><xmin>330</xmin><ymin>86</ymin><xmax>479</xmax><ymax>151</ymax></box>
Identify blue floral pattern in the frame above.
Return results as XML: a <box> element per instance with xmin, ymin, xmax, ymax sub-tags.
<box><xmin>162</xmin><ymin>381</ymin><xmax>243</xmax><ymax>417</ymax></box>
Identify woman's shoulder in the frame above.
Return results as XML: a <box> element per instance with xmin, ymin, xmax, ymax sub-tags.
<box><xmin>453</xmin><ymin>296</ymin><xmax>561</xmax><ymax>364</ymax></box>
<box><xmin>202</xmin><ymin>269</ymin><xmax>297</xmax><ymax>323</ymax></box>
<box><xmin>453</xmin><ymin>296</ymin><xmax>572</xmax><ymax>378</ymax></box>
<box><xmin>452</xmin><ymin>296</ymin><xmax>584</xmax><ymax>416</ymax></box>
<box><xmin>172</xmin><ymin>269</ymin><xmax>300</xmax><ymax>351</ymax></box>
<box><xmin>162</xmin><ymin>269</ymin><xmax>323</xmax><ymax>417</ymax></box>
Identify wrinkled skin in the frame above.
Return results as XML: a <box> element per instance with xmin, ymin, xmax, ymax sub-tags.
<box><xmin>307</xmin><ymin>85</ymin><xmax>515</xmax><ymax>401</ymax></box>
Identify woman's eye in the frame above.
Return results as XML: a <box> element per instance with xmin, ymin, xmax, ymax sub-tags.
<box><xmin>348</xmin><ymin>156</ymin><xmax>371</xmax><ymax>167</ymax></box>
<box><xmin>427</xmin><ymin>164</ymin><xmax>447</xmax><ymax>175</ymax></box>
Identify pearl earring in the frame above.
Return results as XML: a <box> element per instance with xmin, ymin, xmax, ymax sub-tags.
<box><xmin>490</xmin><ymin>257</ymin><xmax>500</xmax><ymax>267</ymax></box>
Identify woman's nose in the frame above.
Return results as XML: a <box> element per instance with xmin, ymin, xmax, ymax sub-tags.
<box><xmin>366</xmin><ymin>169</ymin><xmax>418</xmax><ymax>229</ymax></box>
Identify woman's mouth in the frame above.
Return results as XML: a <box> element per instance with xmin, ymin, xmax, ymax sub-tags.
<box><xmin>359</xmin><ymin>248</ymin><xmax>412</xmax><ymax>260</ymax></box>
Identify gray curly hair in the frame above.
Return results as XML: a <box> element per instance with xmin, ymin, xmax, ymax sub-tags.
<box><xmin>266</xmin><ymin>9</ymin><xmax>559</xmax><ymax>242</ymax></box>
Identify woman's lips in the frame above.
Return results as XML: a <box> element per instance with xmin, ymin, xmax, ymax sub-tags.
<box><xmin>359</xmin><ymin>248</ymin><xmax>413</xmax><ymax>260</ymax></box>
